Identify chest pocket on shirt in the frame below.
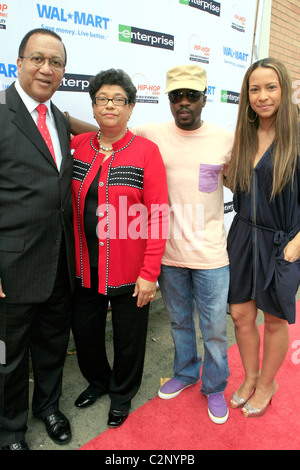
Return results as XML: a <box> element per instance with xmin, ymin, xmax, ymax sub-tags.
<box><xmin>198</xmin><ymin>164</ymin><xmax>223</xmax><ymax>193</ymax></box>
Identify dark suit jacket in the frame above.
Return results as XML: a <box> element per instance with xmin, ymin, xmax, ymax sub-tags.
<box><xmin>0</xmin><ymin>83</ymin><xmax>75</xmax><ymax>303</ymax></box>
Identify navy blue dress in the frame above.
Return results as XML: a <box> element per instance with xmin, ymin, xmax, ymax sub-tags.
<box><xmin>228</xmin><ymin>148</ymin><xmax>300</xmax><ymax>324</ymax></box>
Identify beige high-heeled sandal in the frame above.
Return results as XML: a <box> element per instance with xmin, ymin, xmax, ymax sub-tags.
<box><xmin>242</xmin><ymin>382</ymin><xmax>278</xmax><ymax>418</ymax></box>
<box><xmin>230</xmin><ymin>388</ymin><xmax>255</xmax><ymax>409</ymax></box>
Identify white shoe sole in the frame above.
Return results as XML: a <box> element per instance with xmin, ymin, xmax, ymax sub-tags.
<box><xmin>208</xmin><ymin>407</ymin><xmax>229</xmax><ymax>424</ymax></box>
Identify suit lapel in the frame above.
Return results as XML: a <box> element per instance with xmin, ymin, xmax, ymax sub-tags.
<box><xmin>52</xmin><ymin>103</ymin><xmax>72</xmax><ymax>176</ymax></box>
<box><xmin>6</xmin><ymin>84</ymin><xmax>58</xmax><ymax>170</ymax></box>
<box><xmin>51</xmin><ymin>103</ymin><xmax>68</xmax><ymax>169</ymax></box>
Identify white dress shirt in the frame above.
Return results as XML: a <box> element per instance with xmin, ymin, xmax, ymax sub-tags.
<box><xmin>15</xmin><ymin>80</ymin><xmax>63</xmax><ymax>171</ymax></box>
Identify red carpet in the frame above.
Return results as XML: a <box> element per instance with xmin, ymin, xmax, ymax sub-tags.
<box><xmin>80</xmin><ymin>302</ymin><xmax>300</xmax><ymax>451</ymax></box>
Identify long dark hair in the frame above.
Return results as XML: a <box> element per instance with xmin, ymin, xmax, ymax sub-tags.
<box><xmin>228</xmin><ymin>58</ymin><xmax>299</xmax><ymax>199</ymax></box>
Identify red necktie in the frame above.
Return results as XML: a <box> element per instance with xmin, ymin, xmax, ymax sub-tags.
<box><xmin>36</xmin><ymin>104</ymin><xmax>57</xmax><ymax>166</ymax></box>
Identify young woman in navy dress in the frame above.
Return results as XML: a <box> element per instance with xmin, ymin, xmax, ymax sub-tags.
<box><xmin>226</xmin><ymin>58</ymin><xmax>300</xmax><ymax>417</ymax></box>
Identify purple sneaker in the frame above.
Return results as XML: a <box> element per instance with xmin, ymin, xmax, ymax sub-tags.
<box><xmin>207</xmin><ymin>393</ymin><xmax>229</xmax><ymax>424</ymax></box>
<box><xmin>158</xmin><ymin>377</ymin><xmax>197</xmax><ymax>400</ymax></box>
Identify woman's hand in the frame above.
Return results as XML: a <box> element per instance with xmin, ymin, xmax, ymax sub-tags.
<box><xmin>133</xmin><ymin>276</ymin><xmax>157</xmax><ymax>308</ymax></box>
<box><xmin>0</xmin><ymin>279</ymin><xmax>6</xmax><ymax>298</ymax></box>
<box><xmin>284</xmin><ymin>232</ymin><xmax>300</xmax><ymax>263</ymax></box>
<box><xmin>223</xmin><ymin>163</ymin><xmax>230</xmax><ymax>187</ymax></box>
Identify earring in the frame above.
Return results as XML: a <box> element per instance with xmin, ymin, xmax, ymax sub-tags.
<box><xmin>247</xmin><ymin>104</ymin><xmax>257</xmax><ymax>123</ymax></box>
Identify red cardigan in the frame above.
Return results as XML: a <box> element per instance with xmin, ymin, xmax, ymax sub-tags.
<box><xmin>71</xmin><ymin>130</ymin><xmax>168</xmax><ymax>295</ymax></box>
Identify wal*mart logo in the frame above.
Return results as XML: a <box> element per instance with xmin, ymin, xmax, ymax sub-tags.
<box><xmin>221</xmin><ymin>90</ymin><xmax>240</xmax><ymax>105</ymax></box>
<box><xmin>36</xmin><ymin>4</ymin><xmax>110</xmax><ymax>29</ymax></box>
<box><xmin>119</xmin><ymin>25</ymin><xmax>174</xmax><ymax>50</ymax></box>
<box><xmin>180</xmin><ymin>0</ymin><xmax>221</xmax><ymax>17</ymax></box>
<box><xmin>223</xmin><ymin>47</ymin><xmax>249</xmax><ymax>63</ymax></box>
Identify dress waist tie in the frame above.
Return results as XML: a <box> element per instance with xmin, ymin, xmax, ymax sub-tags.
<box><xmin>236</xmin><ymin>214</ymin><xmax>299</xmax><ymax>291</ymax></box>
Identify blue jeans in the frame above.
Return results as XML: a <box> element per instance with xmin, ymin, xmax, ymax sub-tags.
<box><xmin>158</xmin><ymin>264</ymin><xmax>230</xmax><ymax>395</ymax></box>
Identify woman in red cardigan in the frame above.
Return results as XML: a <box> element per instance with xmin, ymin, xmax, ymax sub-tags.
<box><xmin>71</xmin><ymin>69</ymin><xmax>168</xmax><ymax>428</ymax></box>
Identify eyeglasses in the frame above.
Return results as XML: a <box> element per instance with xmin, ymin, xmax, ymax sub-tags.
<box><xmin>19</xmin><ymin>55</ymin><xmax>65</xmax><ymax>71</ymax></box>
<box><xmin>94</xmin><ymin>96</ymin><xmax>129</xmax><ymax>106</ymax></box>
<box><xmin>168</xmin><ymin>90</ymin><xmax>204</xmax><ymax>104</ymax></box>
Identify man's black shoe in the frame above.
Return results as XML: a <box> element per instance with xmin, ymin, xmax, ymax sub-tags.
<box><xmin>43</xmin><ymin>411</ymin><xmax>71</xmax><ymax>445</ymax></box>
<box><xmin>2</xmin><ymin>440</ymin><xmax>29</xmax><ymax>450</ymax></box>
<box><xmin>75</xmin><ymin>389</ymin><xmax>102</xmax><ymax>409</ymax></box>
<box><xmin>107</xmin><ymin>410</ymin><xmax>129</xmax><ymax>428</ymax></box>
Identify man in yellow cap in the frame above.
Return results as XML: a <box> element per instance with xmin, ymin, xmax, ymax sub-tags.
<box><xmin>133</xmin><ymin>64</ymin><xmax>233</xmax><ymax>424</ymax></box>
<box><xmin>67</xmin><ymin>64</ymin><xmax>233</xmax><ymax>425</ymax></box>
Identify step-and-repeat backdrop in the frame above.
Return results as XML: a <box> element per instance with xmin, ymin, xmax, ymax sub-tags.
<box><xmin>0</xmin><ymin>0</ymin><xmax>259</xmax><ymax>230</ymax></box>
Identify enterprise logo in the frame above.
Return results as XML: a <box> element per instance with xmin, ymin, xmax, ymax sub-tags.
<box><xmin>224</xmin><ymin>201</ymin><xmax>234</xmax><ymax>214</ymax></box>
<box><xmin>119</xmin><ymin>25</ymin><xmax>174</xmax><ymax>50</ymax></box>
<box><xmin>221</xmin><ymin>90</ymin><xmax>240</xmax><ymax>105</ymax></box>
<box><xmin>58</xmin><ymin>74</ymin><xmax>91</xmax><ymax>92</ymax></box>
<box><xmin>180</xmin><ymin>0</ymin><xmax>221</xmax><ymax>17</ymax></box>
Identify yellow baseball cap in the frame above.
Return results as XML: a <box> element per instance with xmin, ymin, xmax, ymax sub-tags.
<box><xmin>165</xmin><ymin>64</ymin><xmax>207</xmax><ymax>93</ymax></box>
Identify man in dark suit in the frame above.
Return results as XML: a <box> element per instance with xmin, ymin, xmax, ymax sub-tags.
<box><xmin>0</xmin><ymin>29</ymin><xmax>75</xmax><ymax>450</ymax></box>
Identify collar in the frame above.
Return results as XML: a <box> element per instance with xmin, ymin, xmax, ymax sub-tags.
<box><xmin>15</xmin><ymin>79</ymin><xmax>53</xmax><ymax>118</ymax></box>
<box><xmin>172</xmin><ymin>120</ymin><xmax>206</xmax><ymax>136</ymax></box>
<box><xmin>91</xmin><ymin>129</ymin><xmax>134</xmax><ymax>153</ymax></box>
